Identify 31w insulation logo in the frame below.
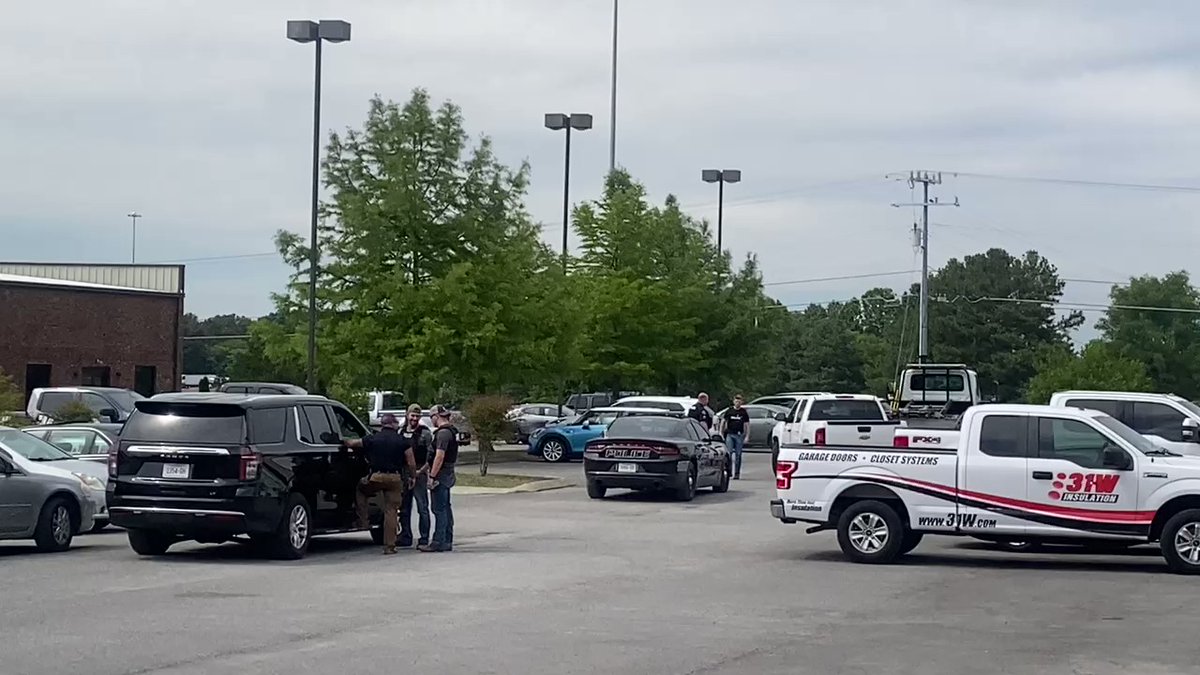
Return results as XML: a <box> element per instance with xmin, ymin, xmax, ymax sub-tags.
<box><xmin>1049</xmin><ymin>473</ymin><xmax>1120</xmax><ymax>504</ymax></box>
<box><xmin>918</xmin><ymin>513</ymin><xmax>997</xmax><ymax>528</ymax></box>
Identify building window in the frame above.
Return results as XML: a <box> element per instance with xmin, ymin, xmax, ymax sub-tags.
<box><xmin>134</xmin><ymin>365</ymin><xmax>158</xmax><ymax>397</ymax></box>
<box><xmin>81</xmin><ymin>366</ymin><xmax>111</xmax><ymax>387</ymax></box>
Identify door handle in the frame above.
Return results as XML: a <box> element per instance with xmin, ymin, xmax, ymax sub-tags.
<box><xmin>1032</xmin><ymin>471</ymin><xmax>1053</xmax><ymax>480</ymax></box>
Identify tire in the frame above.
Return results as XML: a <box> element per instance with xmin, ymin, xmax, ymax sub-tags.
<box><xmin>836</xmin><ymin>500</ymin><xmax>905</xmax><ymax>564</ymax></box>
<box><xmin>899</xmin><ymin>531</ymin><xmax>924</xmax><ymax>555</ymax></box>
<box><xmin>270</xmin><ymin>493</ymin><xmax>312</xmax><ymax>560</ymax></box>
<box><xmin>587</xmin><ymin>481</ymin><xmax>607</xmax><ymax>499</ymax></box>
<box><xmin>127</xmin><ymin>529</ymin><xmax>174</xmax><ymax>556</ymax></box>
<box><xmin>33</xmin><ymin>497</ymin><xmax>75</xmax><ymax>552</ymax></box>
<box><xmin>996</xmin><ymin>540</ymin><xmax>1039</xmax><ymax>553</ymax></box>
<box><xmin>1160</xmin><ymin>508</ymin><xmax>1200</xmax><ymax>574</ymax></box>
<box><xmin>674</xmin><ymin>464</ymin><xmax>697</xmax><ymax>502</ymax></box>
<box><xmin>712</xmin><ymin>459</ymin><xmax>730</xmax><ymax>493</ymax></box>
<box><xmin>540</xmin><ymin>438</ymin><xmax>569</xmax><ymax>463</ymax></box>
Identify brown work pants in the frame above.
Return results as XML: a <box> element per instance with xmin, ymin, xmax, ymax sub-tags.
<box><xmin>355</xmin><ymin>472</ymin><xmax>405</xmax><ymax>551</ymax></box>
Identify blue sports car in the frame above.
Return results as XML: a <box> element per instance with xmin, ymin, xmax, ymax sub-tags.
<box><xmin>527</xmin><ymin>407</ymin><xmax>673</xmax><ymax>462</ymax></box>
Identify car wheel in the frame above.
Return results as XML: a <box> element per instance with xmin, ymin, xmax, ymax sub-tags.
<box><xmin>836</xmin><ymin>500</ymin><xmax>905</xmax><ymax>564</ymax></box>
<box><xmin>587</xmin><ymin>481</ymin><xmax>607</xmax><ymax>499</ymax></box>
<box><xmin>712</xmin><ymin>459</ymin><xmax>730</xmax><ymax>493</ymax></box>
<box><xmin>34</xmin><ymin>497</ymin><xmax>75</xmax><ymax>552</ymax></box>
<box><xmin>540</xmin><ymin>438</ymin><xmax>568</xmax><ymax>463</ymax></box>
<box><xmin>674</xmin><ymin>463</ymin><xmax>697</xmax><ymax>502</ymax></box>
<box><xmin>1161</xmin><ymin>508</ymin><xmax>1200</xmax><ymax>574</ymax></box>
<box><xmin>270</xmin><ymin>493</ymin><xmax>312</xmax><ymax>560</ymax></box>
<box><xmin>127</xmin><ymin>529</ymin><xmax>174</xmax><ymax>556</ymax></box>
<box><xmin>899</xmin><ymin>531</ymin><xmax>924</xmax><ymax>555</ymax></box>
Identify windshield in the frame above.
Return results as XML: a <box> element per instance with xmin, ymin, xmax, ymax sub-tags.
<box><xmin>607</xmin><ymin>416</ymin><xmax>686</xmax><ymax>438</ymax></box>
<box><xmin>1173</xmin><ymin>397</ymin><xmax>1200</xmax><ymax>419</ymax></box>
<box><xmin>579</xmin><ymin>411</ymin><xmax>620</xmax><ymax>426</ymax></box>
<box><xmin>0</xmin><ymin>430</ymin><xmax>73</xmax><ymax>461</ymax></box>
<box><xmin>1094</xmin><ymin>415</ymin><xmax>1161</xmax><ymax>455</ymax></box>
<box><xmin>104</xmin><ymin>390</ymin><xmax>145</xmax><ymax>413</ymax></box>
<box><xmin>909</xmin><ymin>374</ymin><xmax>966</xmax><ymax>391</ymax></box>
<box><xmin>379</xmin><ymin>392</ymin><xmax>405</xmax><ymax>410</ymax></box>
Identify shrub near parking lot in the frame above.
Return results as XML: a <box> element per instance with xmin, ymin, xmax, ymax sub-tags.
<box><xmin>464</xmin><ymin>394</ymin><xmax>514</xmax><ymax>476</ymax></box>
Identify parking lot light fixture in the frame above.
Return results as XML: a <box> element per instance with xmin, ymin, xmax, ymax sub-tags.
<box><xmin>544</xmin><ymin>113</ymin><xmax>593</xmax><ymax>272</ymax></box>
<box><xmin>701</xmin><ymin>169</ymin><xmax>741</xmax><ymax>252</ymax></box>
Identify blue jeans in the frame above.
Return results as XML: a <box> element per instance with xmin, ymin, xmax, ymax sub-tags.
<box><xmin>726</xmin><ymin>433</ymin><xmax>745</xmax><ymax>476</ymax></box>
<box><xmin>430</xmin><ymin>472</ymin><xmax>456</xmax><ymax>550</ymax></box>
<box><xmin>400</xmin><ymin>473</ymin><xmax>430</xmax><ymax>545</ymax></box>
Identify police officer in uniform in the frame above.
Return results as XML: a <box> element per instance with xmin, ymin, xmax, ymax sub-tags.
<box><xmin>347</xmin><ymin>413</ymin><xmax>415</xmax><ymax>555</ymax></box>
<box><xmin>688</xmin><ymin>392</ymin><xmax>715</xmax><ymax>431</ymax></box>
<box><xmin>420</xmin><ymin>404</ymin><xmax>459</xmax><ymax>553</ymax></box>
<box><xmin>398</xmin><ymin>403</ymin><xmax>433</xmax><ymax>548</ymax></box>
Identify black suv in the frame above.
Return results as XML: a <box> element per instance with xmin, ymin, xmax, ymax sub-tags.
<box><xmin>107</xmin><ymin>393</ymin><xmax>380</xmax><ymax>559</ymax></box>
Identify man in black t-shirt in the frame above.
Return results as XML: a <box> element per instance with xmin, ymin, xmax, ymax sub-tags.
<box><xmin>688</xmin><ymin>392</ymin><xmax>715</xmax><ymax>431</ymax></box>
<box><xmin>347</xmin><ymin>413</ymin><xmax>415</xmax><ymax>555</ymax></box>
<box><xmin>720</xmin><ymin>394</ymin><xmax>751</xmax><ymax>479</ymax></box>
<box><xmin>420</xmin><ymin>404</ymin><xmax>459</xmax><ymax>553</ymax></box>
<box><xmin>398</xmin><ymin>404</ymin><xmax>433</xmax><ymax>548</ymax></box>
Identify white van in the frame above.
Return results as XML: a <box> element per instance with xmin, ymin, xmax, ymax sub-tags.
<box><xmin>1049</xmin><ymin>390</ymin><xmax>1200</xmax><ymax>457</ymax></box>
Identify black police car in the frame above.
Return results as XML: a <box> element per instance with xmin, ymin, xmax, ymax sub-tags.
<box><xmin>107</xmin><ymin>393</ymin><xmax>380</xmax><ymax>559</ymax></box>
<box><xmin>582</xmin><ymin>414</ymin><xmax>731</xmax><ymax>501</ymax></box>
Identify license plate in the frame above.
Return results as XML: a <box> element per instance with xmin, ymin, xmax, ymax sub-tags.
<box><xmin>617</xmin><ymin>463</ymin><xmax>637</xmax><ymax>473</ymax></box>
<box><xmin>162</xmin><ymin>463</ymin><xmax>191</xmax><ymax>479</ymax></box>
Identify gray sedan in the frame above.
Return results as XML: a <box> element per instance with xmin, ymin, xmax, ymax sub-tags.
<box><xmin>0</xmin><ymin>430</ymin><xmax>100</xmax><ymax>551</ymax></box>
<box><xmin>713</xmin><ymin>404</ymin><xmax>789</xmax><ymax>449</ymax></box>
<box><xmin>507</xmin><ymin>403</ymin><xmax>575</xmax><ymax>443</ymax></box>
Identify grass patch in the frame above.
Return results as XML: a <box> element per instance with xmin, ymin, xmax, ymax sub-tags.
<box><xmin>454</xmin><ymin>473</ymin><xmax>548</xmax><ymax>489</ymax></box>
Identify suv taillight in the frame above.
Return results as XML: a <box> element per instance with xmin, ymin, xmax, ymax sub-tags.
<box><xmin>108</xmin><ymin>445</ymin><xmax>118</xmax><ymax>477</ymax></box>
<box><xmin>239</xmin><ymin>447</ymin><xmax>261</xmax><ymax>481</ymax></box>
<box><xmin>814</xmin><ymin>427</ymin><xmax>826</xmax><ymax>446</ymax></box>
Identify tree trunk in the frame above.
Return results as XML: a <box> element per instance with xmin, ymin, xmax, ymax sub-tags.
<box><xmin>479</xmin><ymin>436</ymin><xmax>492</xmax><ymax>477</ymax></box>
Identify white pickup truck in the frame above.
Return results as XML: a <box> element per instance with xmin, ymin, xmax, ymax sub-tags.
<box><xmin>770</xmin><ymin>394</ymin><xmax>898</xmax><ymax>453</ymax></box>
<box><xmin>772</xmin><ymin>403</ymin><xmax>1200</xmax><ymax>574</ymax></box>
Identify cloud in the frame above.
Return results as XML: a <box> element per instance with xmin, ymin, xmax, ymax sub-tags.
<box><xmin>3</xmin><ymin>0</ymin><xmax>1200</xmax><ymax>328</ymax></box>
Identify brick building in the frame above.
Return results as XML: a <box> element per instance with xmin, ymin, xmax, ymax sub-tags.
<box><xmin>0</xmin><ymin>263</ymin><xmax>184</xmax><ymax>402</ymax></box>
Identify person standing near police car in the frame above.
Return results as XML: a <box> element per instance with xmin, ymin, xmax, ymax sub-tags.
<box><xmin>347</xmin><ymin>413</ymin><xmax>416</xmax><ymax>555</ymax></box>
<box><xmin>420</xmin><ymin>404</ymin><xmax>459</xmax><ymax>553</ymax></box>
<box><xmin>398</xmin><ymin>403</ymin><xmax>433</xmax><ymax>548</ymax></box>
<box><xmin>688</xmin><ymin>392</ymin><xmax>715</xmax><ymax>431</ymax></box>
<box><xmin>720</xmin><ymin>394</ymin><xmax>751</xmax><ymax>480</ymax></box>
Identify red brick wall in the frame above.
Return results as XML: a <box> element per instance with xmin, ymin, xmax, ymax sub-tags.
<box><xmin>0</xmin><ymin>282</ymin><xmax>181</xmax><ymax>398</ymax></box>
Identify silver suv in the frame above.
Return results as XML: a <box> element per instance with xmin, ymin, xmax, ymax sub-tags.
<box><xmin>0</xmin><ymin>429</ymin><xmax>100</xmax><ymax>551</ymax></box>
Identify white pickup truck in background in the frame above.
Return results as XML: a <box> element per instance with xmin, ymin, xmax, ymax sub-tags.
<box><xmin>770</xmin><ymin>394</ymin><xmax>899</xmax><ymax>458</ymax></box>
<box><xmin>773</xmin><ymin>403</ymin><xmax>1200</xmax><ymax>574</ymax></box>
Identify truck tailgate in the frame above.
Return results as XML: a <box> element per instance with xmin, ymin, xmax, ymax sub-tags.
<box><xmin>822</xmin><ymin>420</ymin><xmax>901</xmax><ymax>446</ymax></box>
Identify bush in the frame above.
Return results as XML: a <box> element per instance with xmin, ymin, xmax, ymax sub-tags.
<box><xmin>462</xmin><ymin>394</ymin><xmax>515</xmax><ymax>476</ymax></box>
<box><xmin>52</xmin><ymin>401</ymin><xmax>100</xmax><ymax>423</ymax></box>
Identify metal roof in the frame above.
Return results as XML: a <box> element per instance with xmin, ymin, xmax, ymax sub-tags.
<box><xmin>0</xmin><ymin>263</ymin><xmax>183</xmax><ymax>294</ymax></box>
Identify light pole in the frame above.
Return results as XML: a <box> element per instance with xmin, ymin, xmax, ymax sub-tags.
<box><xmin>608</xmin><ymin>0</ymin><xmax>618</xmax><ymax>174</ymax></box>
<box><xmin>701</xmin><ymin>169</ymin><xmax>741</xmax><ymax>251</ymax></box>
<box><xmin>287</xmin><ymin>18</ymin><xmax>351</xmax><ymax>394</ymax></box>
<box><xmin>126</xmin><ymin>212</ymin><xmax>142</xmax><ymax>263</ymax></box>
<box><xmin>544</xmin><ymin>113</ymin><xmax>593</xmax><ymax>272</ymax></box>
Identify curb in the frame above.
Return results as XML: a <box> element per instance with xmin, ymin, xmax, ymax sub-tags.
<box><xmin>456</xmin><ymin>477</ymin><xmax>572</xmax><ymax>495</ymax></box>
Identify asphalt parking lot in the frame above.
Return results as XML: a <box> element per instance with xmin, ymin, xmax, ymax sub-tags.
<box><xmin>5</xmin><ymin>454</ymin><xmax>1200</xmax><ymax>675</ymax></box>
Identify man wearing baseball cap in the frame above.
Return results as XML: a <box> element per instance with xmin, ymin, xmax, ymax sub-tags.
<box><xmin>421</xmin><ymin>404</ymin><xmax>459</xmax><ymax>553</ymax></box>
<box><xmin>348</xmin><ymin>412</ymin><xmax>414</xmax><ymax>555</ymax></box>
<box><xmin>398</xmin><ymin>403</ymin><xmax>433</xmax><ymax>548</ymax></box>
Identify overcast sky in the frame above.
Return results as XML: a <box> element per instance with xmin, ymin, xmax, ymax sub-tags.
<box><xmin>5</xmin><ymin>0</ymin><xmax>1200</xmax><ymax>342</ymax></box>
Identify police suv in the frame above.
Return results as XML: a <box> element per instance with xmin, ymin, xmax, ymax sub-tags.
<box><xmin>771</xmin><ymin>404</ymin><xmax>1200</xmax><ymax>574</ymax></box>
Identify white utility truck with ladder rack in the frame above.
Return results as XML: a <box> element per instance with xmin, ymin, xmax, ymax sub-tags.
<box><xmin>772</xmin><ymin>403</ymin><xmax>1200</xmax><ymax>574</ymax></box>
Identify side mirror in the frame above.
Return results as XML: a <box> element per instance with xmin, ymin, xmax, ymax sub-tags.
<box><xmin>1102</xmin><ymin>446</ymin><xmax>1133</xmax><ymax>471</ymax></box>
<box><xmin>99</xmin><ymin>408</ymin><xmax>119</xmax><ymax>423</ymax></box>
<box><xmin>1183</xmin><ymin>418</ymin><xmax>1199</xmax><ymax>443</ymax></box>
<box><xmin>774</xmin><ymin>412</ymin><xmax>787</xmax><ymax>422</ymax></box>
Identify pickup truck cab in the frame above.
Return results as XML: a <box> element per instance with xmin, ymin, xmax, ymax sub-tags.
<box><xmin>772</xmin><ymin>403</ymin><xmax>1200</xmax><ymax>574</ymax></box>
<box><xmin>1049</xmin><ymin>390</ymin><xmax>1200</xmax><ymax>458</ymax></box>
<box><xmin>890</xmin><ymin>363</ymin><xmax>981</xmax><ymax>420</ymax></box>
<box><xmin>770</xmin><ymin>394</ymin><xmax>897</xmax><ymax>453</ymax></box>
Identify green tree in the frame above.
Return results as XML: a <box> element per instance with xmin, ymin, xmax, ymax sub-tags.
<box><xmin>261</xmin><ymin>90</ymin><xmax>559</xmax><ymax>401</ymax></box>
<box><xmin>927</xmin><ymin>248</ymin><xmax>1082</xmax><ymax>402</ymax></box>
<box><xmin>1097</xmin><ymin>271</ymin><xmax>1200</xmax><ymax>398</ymax></box>
<box><xmin>1025</xmin><ymin>341</ymin><xmax>1153</xmax><ymax>404</ymax></box>
<box><xmin>0</xmin><ymin>369</ymin><xmax>27</xmax><ymax>426</ymax></box>
<box><xmin>182</xmin><ymin>313</ymin><xmax>254</xmax><ymax>375</ymax></box>
<box><xmin>462</xmin><ymin>394</ymin><xmax>513</xmax><ymax>476</ymax></box>
<box><xmin>775</xmin><ymin>304</ymin><xmax>866</xmax><ymax>393</ymax></box>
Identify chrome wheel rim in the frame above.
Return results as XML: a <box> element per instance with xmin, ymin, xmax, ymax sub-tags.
<box><xmin>51</xmin><ymin>505</ymin><xmax>71</xmax><ymax>544</ymax></box>
<box><xmin>848</xmin><ymin>513</ymin><xmax>889</xmax><ymax>553</ymax></box>
<box><xmin>289</xmin><ymin>505</ymin><xmax>309</xmax><ymax>550</ymax></box>
<box><xmin>1175</xmin><ymin>523</ymin><xmax>1200</xmax><ymax>565</ymax></box>
<box><xmin>543</xmin><ymin>441</ymin><xmax>564</xmax><ymax>462</ymax></box>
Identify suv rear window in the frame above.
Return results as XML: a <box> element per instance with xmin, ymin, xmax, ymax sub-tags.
<box><xmin>124</xmin><ymin>402</ymin><xmax>246</xmax><ymax>444</ymax></box>
<box><xmin>807</xmin><ymin>400</ymin><xmax>884</xmax><ymax>421</ymax></box>
<box><xmin>910</xmin><ymin>374</ymin><xmax>965</xmax><ymax>391</ymax></box>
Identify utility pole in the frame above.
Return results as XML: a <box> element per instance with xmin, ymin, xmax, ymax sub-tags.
<box><xmin>608</xmin><ymin>0</ymin><xmax>618</xmax><ymax>174</ymax></box>
<box><xmin>890</xmin><ymin>171</ymin><xmax>959</xmax><ymax>362</ymax></box>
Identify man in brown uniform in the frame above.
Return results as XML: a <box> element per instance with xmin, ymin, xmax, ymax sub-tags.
<box><xmin>347</xmin><ymin>413</ymin><xmax>414</xmax><ymax>555</ymax></box>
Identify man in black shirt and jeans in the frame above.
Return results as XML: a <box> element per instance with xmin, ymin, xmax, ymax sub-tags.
<box><xmin>720</xmin><ymin>394</ymin><xmax>751</xmax><ymax>479</ymax></box>
<box><xmin>420</xmin><ymin>404</ymin><xmax>459</xmax><ymax>553</ymax></box>
<box><xmin>398</xmin><ymin>403</ymin><xmax>433</xmax><ymax>548</ymax></box>
<box><xmin>347</xmin><ymin>413</ymin><xmax>415</xmax><ymax>555</ymax></box>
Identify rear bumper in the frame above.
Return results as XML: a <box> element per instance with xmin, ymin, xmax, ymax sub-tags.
<box><xmin>770</xmin><ymin>498</ymin><xmax>798</xmax><ymax>524</ymax></box>
<box><xmin>584</xmin><ymin>458</ymin><xmax>689</xmax><ymax>490</ymax></box>
<box><xmin>108</xmin><ymin>495</ymin><xmax>279</xmax><ymax>535</ymax></box>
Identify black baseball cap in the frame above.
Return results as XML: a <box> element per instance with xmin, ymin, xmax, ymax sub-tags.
<box><xmin>431</xmin><ymin>404</ymin><xmax>452</xmax><ymax>419</ymax></box>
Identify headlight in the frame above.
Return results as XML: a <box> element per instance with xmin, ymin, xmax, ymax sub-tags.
<box><xmin>74</xmin><ymin>473</ymin><xmax>105</xmax><ymax>491</ymax></box>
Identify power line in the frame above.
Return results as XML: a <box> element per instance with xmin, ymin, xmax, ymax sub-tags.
<box><xmin>946</xmin><ymin>171</ymin><xmax>1200</xmax><ymax>194</ymax></box>
<box><xmin>763</xmin><ymin>270</ymin><xmax>917</xmax><ymax>287</ymax></box>
<box><xmin>151</xmin><ymin>252</ymin><xmax>278</xmax><ymax>264</ymax></box>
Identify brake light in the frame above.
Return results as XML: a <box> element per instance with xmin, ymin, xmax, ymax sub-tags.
<box><xmin>108</xmin><ymin>445</ymin><xmax>118</xmax><ymax>478</ymax></box>
<box><xmin>239</xmin><ymin>447</ymin><xmax>261</xmax><ymax>481</ymax></box>
<box><xmin>655</xmin><ymin>445</ymin><xmax>680</xmax><ymax>456</ymax></box>
<box><xmin>776</xmin><ymin>461</ymin><xmax>798</xmax><ymax>490</ymax></box>
<box><xmin>893</xmin><ymin>434</ymin><xmax>909</xmax><ymax>448</ymax></box>
<box><xmin>814</xmin><ymin>427</ymin><xmax>826</xmax><ymax>446</ymax></box>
